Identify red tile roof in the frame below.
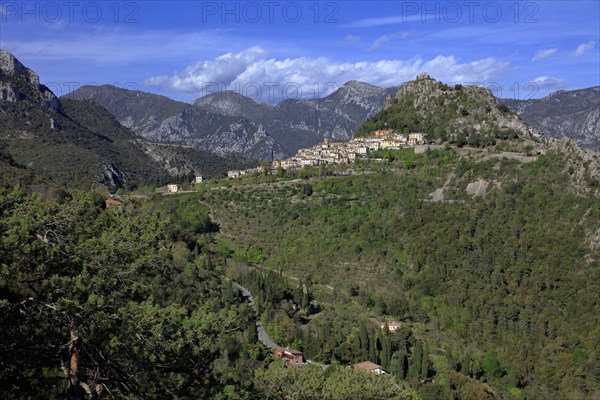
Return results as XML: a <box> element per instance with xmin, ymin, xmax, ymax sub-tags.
<box><xmin>353</xmin><ymin>361</ymin><xmax>384</xmax><ymax>372</ymax></box>
<box><xmin>105</xmin><ymin>199</ymin><xmax>123</xmax><ymax>207</ymax></box>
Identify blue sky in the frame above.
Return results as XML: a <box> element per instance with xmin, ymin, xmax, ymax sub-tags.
<box><xmin>1</xmin><ymin>0</ymin><xmax>598</xmax><ymax>103</ymax></box>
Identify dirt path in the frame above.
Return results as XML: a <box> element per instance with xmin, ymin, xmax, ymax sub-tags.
<box><xmin>478</xmin><ymin>152</ymin><xmax>537</xmax><ymax>163</ymax></box>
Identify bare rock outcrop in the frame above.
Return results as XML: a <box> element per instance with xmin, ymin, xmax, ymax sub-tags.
<box><xmin>0</xmin><ymin>48</ymin><xmax>63</xmax><ymax>114</ymax></box>
<box><xmin>466</xmin><ymin>179</ymin><xmax>489</xmax><ymax>197</ymax></box>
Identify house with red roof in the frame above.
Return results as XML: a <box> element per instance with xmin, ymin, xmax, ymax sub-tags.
<box><xmin>352</xmin><ymin>361</ymin><xmax>387</xmax><ymax>375</ymax></box>
<box><xmin>275</xmin><ymin>347</ymin><xmax>305</xmax><ymax>366</ymax></box>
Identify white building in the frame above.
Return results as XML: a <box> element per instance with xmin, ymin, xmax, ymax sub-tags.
<box><xmin>408</xmin><ymin>133</ymin><xmax>426</xmax><ymax>146</ymax></box>
<box><xmin>380</xmin><ymin>321</ymin><xmax>402</xmax><ymax>332</ymax></box>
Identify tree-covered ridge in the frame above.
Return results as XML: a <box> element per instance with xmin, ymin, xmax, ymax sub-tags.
<box><xmin>0</xmin><ymin>95</ymin><xmax>253</xmax><ymax>190</ymax></box>
<box><xmin>0</xmin><ymin>188</ymin><xmax>261</xmax><ymax>398</ymax></box>
<box><xmin>204</xmin><ymin>145</ymin><xmax>600</xmax><ymax>399</ymax></box>
<box><xmin>253</xmin><ymin>362</ymin><xmax>414</xmax><ymax>400</ymax></box>
<box><xmin>355</xmin><ymin>74</ymin><xmax>534</xmax><ymax>147</ymax></box>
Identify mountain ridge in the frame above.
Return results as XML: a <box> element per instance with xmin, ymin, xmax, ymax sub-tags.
<box><xmin>69</xmin><ymin>79</ymin><xmax>599</xmax><ymax>159</ymax></box>
<box><xmin>0</xmin><ymin>49</ymin><xmax>251</xmax><ymax>188</ymax></box>
<box><xmin>67</xmin><ymin>80</ymin><xmax>398</xmax><ymax>159</ymax></box>
<box><xmin>66</xmin><ymin>84</ymin><xmax>286</xmax><ymax>160</ymax></box>
<box><xmin>499</xmin><ymin>86</ymin><xmax>600</xmax><ymax>150</ymax></box>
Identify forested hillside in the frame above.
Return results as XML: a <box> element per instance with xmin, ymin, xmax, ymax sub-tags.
<box><xmin>202</xmin><ymin>142</ymin><xmax>600</xmax><ymax>399</ymax></box>
<box><xmin>0</xmin><ymin>186</ymin><xmax>266</xmax><ymax>398</ymax></box>
<box><xmin>2</xmin><ymin>124</ymin><xmax>598</xmax><ymax>399</ymax></box>
<box><xmin>0</xmin><ymin>178</ymin><xmax>418</xmax><ymax>399</ymax></box>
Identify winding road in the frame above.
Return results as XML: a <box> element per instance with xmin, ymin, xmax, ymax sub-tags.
<box><xmin>233</xmin><ymin>283</ymin><xmax>278</xmax><ymax>349</ymax></box>
<box><xmin>233</xmin><ymin>282</ymin><xmax>327</xmax><ymax>369</ymax></box>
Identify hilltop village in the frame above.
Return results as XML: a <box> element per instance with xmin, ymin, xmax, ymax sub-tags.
<box><xmin>227</xmin><ymin>131</ymin><xmax>428</xmax><ymax>179</ymax></box>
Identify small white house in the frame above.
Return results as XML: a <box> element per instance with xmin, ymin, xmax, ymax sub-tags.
<box><xmin>195</xmin><ymin>175</ymin><xmax>203</xmax><ymax>184</ymax></box>
<box><xmin>380</xmin><ymin>321</ymin><xmax>402</xmax><ymax>332</ymax></box>
<box><xmin>356</xmin><ymin>146</ymin><xmax>368</xmax><ymax>155</ymax></box>
<box><xmin>167</xmin><ymin>184</ymin><xmax>179</xmax><ymax>193</ymax></box>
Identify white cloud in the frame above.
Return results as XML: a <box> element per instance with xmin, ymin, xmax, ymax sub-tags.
<box><xmin>574</xmin><ymin>41</ymin><xmax>596</xmax><ymax>57</ymax></box>
<box><xmin>532</xmin><ymin>48</ymin><xmax>557</xmax><ymax>61</ymax></box>
<box><xmin>150</xmin><ymin>46</ymin><xmax>269</xmax><ymax>93</ymax></box>
<box><xmin>531</xmin><ymin>76</ymin><xmax>567</xmax><ymax>89</ymax></box>
<box><xmin>144</xmin><ymin>47</ymin><xmax>511</xmax><ymax>103</ymax></box>
<box><xmin>371</xmin><ymin>32</ymin><xmax>411</xmax><ymax>50</ymax></box>
<box><xmin>344</xmin><ymin>35</ymin><xmax>361</xmax><ymax>43</ymax></box>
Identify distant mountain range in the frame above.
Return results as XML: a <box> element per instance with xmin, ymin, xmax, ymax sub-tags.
<box><xmin>0</xmin><ymin>49</ymin><xmax>250</xmax><ymax>188</ymax></box>
<box><xmin>67</xmin><ymin>82</ymin><xmax>397</xmax><ymax>159</ymax></box>
<box><xmin>499</xmin><ymin>87</ymin><xmax>600</xmax><ymax>151</ymax></box>
<box><xmin>68</xmin><ymin>80</ymin><xmax>599</xmax><ymax>159</ymax></box>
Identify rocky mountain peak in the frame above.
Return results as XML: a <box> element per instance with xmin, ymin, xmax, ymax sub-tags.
<box><xmin>359</xmin><ymin>74</ymin><xmax>537</xmax><ymax>142</ymax></box>
<box><xmin>194</xmin><ymin>90</ymin><xmax>265</xmax><ymax>105</ymax></box>
<box><xmin>192</xmin><ymin>90</ymin><xmax>272</xmax><ymax>118</ymax></box>
<box><xmin>335</xmin><ymin>80</ymin><xmax>384</xmax><ymax>98</ymax></box>
<box><xmin>0</xmin><ymin>48</ymin><xmax>63</xmax><ymax>113</ymax></box>
<box><xmin>0</xmin><ymin>49</ymin><xmax>27</xmax><ymax>76</ymax></box>
<box><xmin>344</xmin><ymin>80</ymin><xmax>376</xmax><ymax>89</ymax></box>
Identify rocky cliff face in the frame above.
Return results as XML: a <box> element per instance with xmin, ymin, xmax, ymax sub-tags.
<box><xmin>192</xmin><ymin>90</ymin><xmax>273</xmax><ymax>120</ymax></box>
<box><xmin>67</xmin><ymin>85</ymin><xmax>283</xmax><ymax>160</ymax></box>
<box><xmin>138</xmin><ymin>105</ymin><xmax>285</xmax><ymax>159</ymax></box>
<box><xmin>499</xmin><ymin>87</ymin><xmax>600</xmax><ymax>151</ymax></box>
<box><xmin>0</xmin><ymin>49</ymin><xmax>63</xmax><ymax>114</ymax></box>
<box><xmin>321</xmin><ymin>80</ymin><xmax>396</xmax><ymax>120</ymax></box>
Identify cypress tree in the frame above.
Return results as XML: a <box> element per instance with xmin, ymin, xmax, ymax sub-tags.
<box><xmin>302</xmin><ymin>290</ymin><xmax>309</xmax><ymax>309</ymax></box>
<box><xmin>395</xmin><ymin>339</ymin><xmax>408</xmax><ymax>379</ymax></box>
<box><xmin>369</xmin><ymin>335</ymin><xmax>376</xmax><ymax>363</ymax></box>
<box><xmin>421</xmin><ymin>342</ymin><xmax>429</xmax><ymax>379</ymax></box>
<box><xmin>410</xmin><ymin>340</ymin><xmax>423</xmax><ymax>379</ymax></box>
<box><xmin>390</xmin><ymin>350</ymin><xmax>407</xmax><ymax>380</ymax></box>
<box><xmin>381</xmin><ymin>335</ymin><xmax>392</xmax><ymax>370</ymax></box>
<box><xmin>359</xmin><ymin>321</ymin><xmax>369</xmax><ymax>351</ymax></box>
<box><xmin>375</xmin><ymin>331</ymin><xmax>384</xmax><ymax>365</ymax></box>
